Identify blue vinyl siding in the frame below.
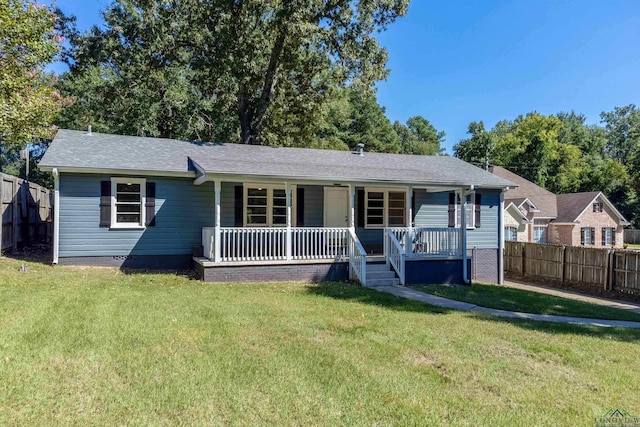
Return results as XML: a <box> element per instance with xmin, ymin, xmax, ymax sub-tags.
<box><xmin>59</xmin><ymin>174</ymin><xmax>214</xmax><ymax>257</ymax></box>
<box><xmin>220</xmin><ymin>182</ymin><xmax>236</xmax><ymax>227</ymax></box>
<box><xmin>413</xmin><ymin>189</ymin><xmax>499</xmax><ymax>249</ymax></box>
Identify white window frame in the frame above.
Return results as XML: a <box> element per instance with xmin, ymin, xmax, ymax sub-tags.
<box><xmin>243</xmin><ymin>183</ymin><xmax>296</xmax><ymax>227</ymax></box>
<box><xmin>533</xmin><ymin>220</ymin><xmax>547</xmax><ymax>244</ymax></box>
<box><xmin>110</xmin><ymin>177</ymin><xmax>146</xmax><ymax>229</ymax></box>
<box><xmin>364</xmin><ymin>187</ymin><xmax>407</xmax><ymax>229</ymax></box>
<box><xmin>505</xmin><ymin>226</ymin><xmax>517</xmax><ymax>242</ymax></box>
<box><xmin>593</xmin><ymin>202</ymin><xmax>603</xmax><ymax>213</ymax></box>
<box><xmin>603</xmin><ymin>227</ymin><xmax>613</xmax><ymax>246</ymax></box>
<box><xmin>454</xmin><ymin>192</ymin><xmax>475</xmax><ymax>229</ymax></box>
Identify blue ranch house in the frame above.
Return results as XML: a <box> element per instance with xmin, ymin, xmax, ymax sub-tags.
<box><xmin>39</xmin><ymin>129</ymin><xmax>514</xmax><ymax>286</ymax></box>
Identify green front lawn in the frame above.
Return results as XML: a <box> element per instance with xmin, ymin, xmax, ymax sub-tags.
<box><xmin>1</xmin><ymin>257</ymin><xmax>639</xmax><ymax>426</ymax></box>
<box><xmin>413</xmin><ymin>282</ymin><xmax>640</xmax><ymax>322</ymax></box>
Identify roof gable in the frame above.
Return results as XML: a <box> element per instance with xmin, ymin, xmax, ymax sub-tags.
<box><xmin>556</xmin><ymin>192</ymin><xmax>629</xmax><ymax>224</ymax></box>
<box><xmin>490</xmin><ymin>166</ymin><xmax>557</xmax><ymax>218</ymax></box>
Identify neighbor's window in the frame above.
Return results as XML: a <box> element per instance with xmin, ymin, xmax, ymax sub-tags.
<box><xmin>581</xmin><ymin>227</ymin><xmax>595</xmax><ymax>245</ymax></box>
<box><xmin>111</xmin><ymin>177</ymin><xmax>146</xmax><ymax>228</ymax></box>
<box><xmin>244</xmin><ymin>184</ymin><xmax>295</xmax><ymax>226</ymax></box>
<box><xmin>602</xmin><ymin>227</ymin><xmax>613</xmax><ymax>246</ymax></box>
<box><xmin>593</xmin><ymin>202</ymin><xmax>603</xmax><ymax>213</ymax></box>
<box><xmin>365</xmin><ymin>189</ymin><xmax>406</xmax><ymax>228</ymax></box>
<box><xmin>505</xmin><ymin>226</ymin><xmax>517</xmax><ymax>242</ymax></box>
<box><xmin>533</xmin><ymin>220</ymin><xmax>547</xmax><ymax>244</ymax></box>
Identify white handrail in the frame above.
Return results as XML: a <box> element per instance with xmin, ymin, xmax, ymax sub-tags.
<box><xmin>384</xmin><ymin>228</ymin><xmax>405</xmax><ymax>285</ymax></box>
<box><xmin>348</xmin><ymin>228</ymin><xmax>367</xmax><ymax>285</ymax></box>
<box><xmin>389</xmin><ymin>227</ymin><xmax>461</xmax><ymax>257</ymax></box>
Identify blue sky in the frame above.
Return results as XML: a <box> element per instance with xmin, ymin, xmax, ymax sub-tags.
<box><xmin>50</xmin><ymin>0</ymin><xmax>640</xmax><ymax>153</ymax></box>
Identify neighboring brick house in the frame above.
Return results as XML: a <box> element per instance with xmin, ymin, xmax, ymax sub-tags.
<box><xmin>490</xmin><ymin>166</ymin><xmax>629</xmax><ymax>248</ymax></box>
<box><xmin>555</xmin><ymin>192</ymin><xmax>628</xmax><ymax>248</ymax></box>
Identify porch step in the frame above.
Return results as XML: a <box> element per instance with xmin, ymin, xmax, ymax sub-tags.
<box><xmin>364</xmin><ymin>261</ymin><xmax>399</xmax><ymax>287</ymax></box>
<box><xmin>366</xmin><ymin>278</ymin><xmax>401</xmax><ymax>287</ymax></box>
<box><xmin>367</xmin><ymin>263</ymin><xmax>392</xmax><ymax>272</ymax></box>
<box><xmin>366</xmin><ymin>270</ymin><xmax>397</xmax><ymax>280</ymax></box>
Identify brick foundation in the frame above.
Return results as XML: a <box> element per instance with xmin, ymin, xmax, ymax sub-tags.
<box><xmin>196</xmin><ymin>261</ymin><xmax>349</xmax><ymax>283</ymax></box>
<box><xmin>58</xmin><ymin>255</ymin><xmax>193</xmax><ymax>270</ymax></box>
<box><xmin>471</xmin><ymin>248</ymin><xmax>499</xmax><ymax>284</ymax></box>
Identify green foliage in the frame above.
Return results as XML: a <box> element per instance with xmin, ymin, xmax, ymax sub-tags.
<box><xmin>454</xmin><ymin>106</ymin><xmax>640</xmax><ymax>226</ymax></box>
<box><xmin>0</xmin><ymin>0</ymin><xmax>63</xmax><ymax>169</ymax></box>
<box><xmin>394</xmin><ymin>116</ymin><xmax>446</xmax><ymax>155</ymax></box>
<box><xmin>58</xmin><ymin>0</ymin><xmax>409</xmax><ymax>145</ymax></box>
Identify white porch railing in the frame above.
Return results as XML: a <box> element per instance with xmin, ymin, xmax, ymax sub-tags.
<box><xmin>292</xmin><ymin>228</ymin><xmax>349</xmax><ymax>260</ymax></box>
<box><xmin>384</xmin><ymin>228</ymin><xmax>405</xmax><ymax>285</ymax></box>
<box><xmin>201</xmin><ymin>226</ymin><xmax>367</xmax><ymax>285</ymax></box>
<box><xmin>389</xmin><ymin>227</ymin><xmax>461</xmax><ymax>257</ymax></box>
<box><xmin>348</xmin><ymin>228</ymin><xmax>367</xmax><ymax>285</ymax></box>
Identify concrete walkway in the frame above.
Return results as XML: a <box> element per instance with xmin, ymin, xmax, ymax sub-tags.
<box><xmin>503</xmin><ymin>280</ymin><xmax>640</xmax><ymax>314</ymax></box>
<box><xmin>375</xmin><ymin>285</ymin><xmax>640</xmax><ymax>329</ymax></box>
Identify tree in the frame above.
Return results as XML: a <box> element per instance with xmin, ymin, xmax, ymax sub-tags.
<box><xmin>453</xmin><ymin>121</ymin><xmax>495</xmax><ymax>166</ymax></box>
<box><xmin>60</xmin><ymin>0</ymin><xmax>409</xmax><ymax>145</ymax></box>
<box><xmin>600</xmin><ymin>104</ymin><xmax>640</xmax><ymax>164</ymax></box>
<box><xmin>0</xmin><ymin>0</ymin><xmax>63</xmax><ymax>169</ymax></box>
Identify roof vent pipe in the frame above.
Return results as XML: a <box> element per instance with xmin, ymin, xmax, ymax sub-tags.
<box><xmin>86</xmin><ymin>125</ymin><xmax>92</xmax><ymax>136</ymax></box>
<box><xmin>356</xmin><ymin>143</ymin><xmax>364</xmax><ymax>156</ymax></box>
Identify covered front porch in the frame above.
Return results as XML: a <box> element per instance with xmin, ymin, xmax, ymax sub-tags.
<box><xmin>193</xmin><ymin>178</ymin><xmax>473</xmax><ymax>286</ymax></box>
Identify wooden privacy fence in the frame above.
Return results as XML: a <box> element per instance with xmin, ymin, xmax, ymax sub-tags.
<box><xmin>1</xmin><ymin>172</ymin><xmax>53</xmax><ymax>252</ymax></box>
<box><xmin>505</xmin><ymin>241</ymin><xmax>640</xmax><ymax>296</ymax></box>
<box><xmin>624</xmin><ymin>229</ymin><xmax>640</xmax><ymax>244</ymax></box>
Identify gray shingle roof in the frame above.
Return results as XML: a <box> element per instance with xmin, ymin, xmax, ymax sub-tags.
<box><xmin>490</xmin><ymin>166</ymin><xmax>557</xmax><ymax>218</ymax></box>
<box><xmin>40</xmin><ymin>129</ymin><xmax>514</xmax><ymax>187</ymax></box>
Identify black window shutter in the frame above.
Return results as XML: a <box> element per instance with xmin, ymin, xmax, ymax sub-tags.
<box><xmin>145</xmin><ymin>182</ymin><xmax>156</xmax><ymax>226</ymax></box>
<box><xmin>99</xmin><ymin>181</ymin><xmax>111</xmax><ymax>227</ymax></box>
<box><xmin>590</xmin><ymin>227</ymin><xmax>596</xmax><ymax>245</ymax></box>
<box><xmin>602</xmin><ymin>228</ymin><xmax>606</xmax><ymax>245</ymax></box>
<box><xmin>448</xmin><ymin>192</ymin><xmax>456</xmax><ymax>228</ymax></box>
<box><xmin>474</xmin><ymin>193</ymin><xmax>481</xmax><ymax>228</ymax></box>
<box><xmin>411</xmin><ymin>190</ymin><xmax>416</xmax><ymax>226</ymax></box>
<box><xmin>297</xmin><ymin>187</ymin><xmax>304</xmax><ymax>227</ymax></box>
<box><xmin>580</xmin><ymin>228</ymin><xmax>585</xmax><ymax>246</ymax></box>
<box><xmin>234</xmin><ymin>185</ymin><xmax>243</xmax><ymax>226</ymax></box>
<box><xmin>356</xmin><ymin>189</ymin><xmax>365</xmax><ymax>227</ymax></box>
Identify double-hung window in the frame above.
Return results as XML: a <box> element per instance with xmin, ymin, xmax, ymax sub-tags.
<box><xmin>593</xmin><ymin>202</ymin><xmax>603</xmax><ymax>213</ymax></box>
<box><xmin>111</xmin><ymin>178</ymin><xmax>146</xmax><ymax>228</ymax></box>
<box><xmin>365</xmin><ymin>189</ymin><xmax>406</xmax><ymax>228</ymax></box>
<box><xmin>452</xmin><ymin>192</ymin><xmax>475</xmax><ymax>229</ymax></box>
<box><xmin>602</xmin><ymin>227</ymin><xmax>613</xmax><ymax>246</ymax></box>
<box><xmin>533</xmin><ymin>220</ymin><xmax>547</xmax><ymax>243</ymax></box>
<box><xmin>244</xmin><ymin>184</ymin><xmax>294</xmax><ymax>226</ymax></box>
<box><xmin>505</xmin><ymin>226</ymin><xmax>517</xmax><ymax>242</ymax></box>
<box><xmin>581</xmin><ymin>227</ymin><xmax>595</xmax><ymax>245</ymax></box>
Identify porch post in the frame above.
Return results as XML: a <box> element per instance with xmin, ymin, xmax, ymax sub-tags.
<box><xmin>499</xmin><ymin>189</ymin><xmax>505</xmax><ymax>285</ymax></box>
<box><xmin>286</xmin><ymin>182</ymin><xmax>292</xmax><ymax>260</ymax></box>
<box><xmin>407</xmin><ymin>185</ymin><xmax>413</xmax><ymax>258</ymax></box>
<box><xmin>460</xmin><ymin>187</ymin><xmax>469</xmax><ymax>284</ymax></box>
<box><xmin>214</xmin><ymin>179</ymin><xmax>221</xmax><ymax>263</ymax></box>
<box><xmin>348</xmin><ymin>184</ymin><xmax>355</xmax><ymax>229</ymax></box>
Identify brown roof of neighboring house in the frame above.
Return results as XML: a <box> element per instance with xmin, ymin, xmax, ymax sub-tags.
<box><xmin>490</xmin><ymin>166</ymin><xmax>557</xmax><ymax>218</ymax></box>
<box><xmin>556</xmin><ymin>191</ymin><xmax>629</xmax><ymax>224</ymax></box>
<box><xmin>555</xmin><ymin>192</ymin><xmax>600</xmax><ymax>222</ymax></box>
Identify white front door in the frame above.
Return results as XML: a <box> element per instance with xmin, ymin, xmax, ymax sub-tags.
<box><xmin>324</xmin><ymin>187</ymin><xmax>349</xmax><ymax>227</ymax></box>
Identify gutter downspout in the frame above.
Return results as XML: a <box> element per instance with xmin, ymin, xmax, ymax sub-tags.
<box><xmin>52</xmin><ymin>168</ymin><xmax>60</xmax><ymax>265</ymax></box>
<box><xmin>461</xmin><ymin>186</ymin><xmax>469</xmax><ymax>284</ymax></box>
<box><xmin>499</xmin><ymin>189</ymin><xmax>506</xmax><ymax>285</ymax></box>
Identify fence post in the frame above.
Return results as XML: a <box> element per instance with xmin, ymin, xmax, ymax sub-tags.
<box><xmin>0</xmin><ymin>173</ymin><xmax>3</xmax><ymax>252</ymax></box>
<box><xmin>561</xmin><ymin>245</ymin><xmax>566</xmax><ymax>284</ymax></box>
<box><xmin>521</xmin><ymin>243</ymin><xmax>525</xmax><ymax>277</ymax></box>
<box><xmin>11</xmin><ymin>177</ymin><xmax>18</xmax><ymax>251</ymax></box>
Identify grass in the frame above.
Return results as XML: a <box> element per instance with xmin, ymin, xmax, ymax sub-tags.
<box><xmin>413</xmin><ymin>282</ymin><xmax>640</xmax><ymax>322</ymax></box>
<box><xmin>625</xmin><ymin>244</ymin><xmax>640</xmax><ymax>250</ymax></box>
<box><xmin>1</xmin><ymin>256</ymin><xmax>640</xmax><ymax>426</ymax></box>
